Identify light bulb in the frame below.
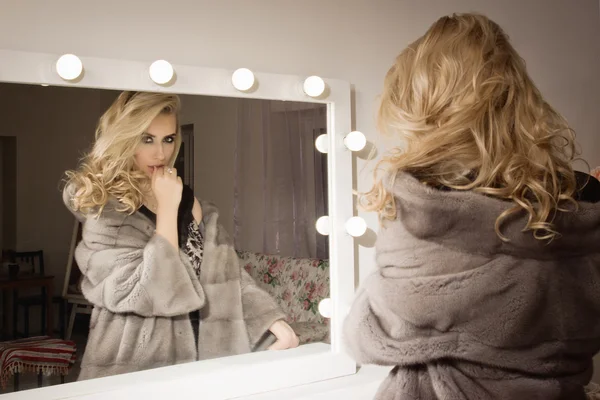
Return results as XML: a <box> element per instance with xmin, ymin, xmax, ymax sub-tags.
<box><xmin>303</xmin><ymin>76</ymin><xmax>325</xmax><ymax>97</ymax></box>
<box><xmin>318</xmin><ymin>298</ymin><xmax>332</xmax><ymax>319</ymax></box>
<box><xmin>315</xmin><ymin>216</ymin><xmax>330</xmax><ymax>236</ymax></box>
<box><xmin>56</xmin><ymin>54</ymin><xmax>83</xmax><ymax>81</ymax></box>
<box><xmin>149</xmin><ymin>60</ymin><xmax>174</xmax><ymax>85</ymax></box>
<box><xmin>345</xmin><ymin>216</ymin><xmax>367</xmax><ymax>237</ymax></box>
<box><xmin>315</xmin><ymin>134</ymin><xmax>329</xmax><ymax>154</ymax></box>
<box><xmin>231</xmin><ymin>68</ymin><xmax>255</xmax><ymax>91</ymax></box>
<box><xmin>344</xmin><ymin>131</ymin><xmax>367</xmax><ymax>152</ymax></box>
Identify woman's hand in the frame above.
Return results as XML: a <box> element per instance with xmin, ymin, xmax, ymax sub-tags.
<box><xmin>267</xmin><ymin>320</ymin><xmax>299</xmax><ymax>350</ymax></box>
<box><xmin>152</xmin><ymin>166</ymin><xmax>183</xmax><ymax>212</ymax></box>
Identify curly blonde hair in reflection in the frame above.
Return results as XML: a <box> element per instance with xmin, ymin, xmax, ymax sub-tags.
<box><xmin>362</xmin><ymin>13</ymin><xmax>580</xmax><ymax>241</ymax></box>
<box><xmin>64</xmin><ymin>91</ymin><xmax>181</xmax><ymax>217</ymax></box>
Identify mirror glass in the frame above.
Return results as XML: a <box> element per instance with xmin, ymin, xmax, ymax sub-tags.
<box><xmin>0</xmin><ymin>82</ymin><xmax>330</xmax><ymax>392</ymax></box>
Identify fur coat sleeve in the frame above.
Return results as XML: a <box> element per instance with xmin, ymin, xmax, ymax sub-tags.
<box><xmin>197</xmin><ymin>201</ymin><xmax>287</xmax><ymax>358</ymax></box>
<box><xmin>63</xmin><ymin>184</ymin><xmax>206</xmax><ymax>317</ymax></box>
<box><xmin>240</xmin><ymin>266</ymin><xmax>285</xmax><ymax>345</ymax></box>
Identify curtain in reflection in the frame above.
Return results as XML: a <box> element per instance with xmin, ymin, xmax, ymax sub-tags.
<box><xmin>233</xmin><ymin>100</ymin><xmax>328</xmax><ymax>259</ymax></box>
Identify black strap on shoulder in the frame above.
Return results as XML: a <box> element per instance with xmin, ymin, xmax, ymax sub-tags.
<box><xmin>177</xmin><ymin>185</ymin><xmax>196</xmax><ymax>247</ymax></box>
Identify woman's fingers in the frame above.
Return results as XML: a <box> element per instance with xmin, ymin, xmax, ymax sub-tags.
<box><xmin>267</xmin><ymin>320</ymin><xmax>299</xmax><ymax>350</ymax></box>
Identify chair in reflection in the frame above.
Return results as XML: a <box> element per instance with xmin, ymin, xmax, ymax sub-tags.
<box><xmin>12</xmin><ymin>251</ymin><xmax>66</xmax><ymax>338</ymax></box>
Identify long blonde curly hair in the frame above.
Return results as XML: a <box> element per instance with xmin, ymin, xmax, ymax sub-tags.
<box><xmin>362</xmin><ymin>13</ymin><xmax>580</xmax><ymax>241</ymax></box>
<box><xmin>64</xmin><ymin>91</ymin><xmax>182</xmax><ymax>217</ymax></box>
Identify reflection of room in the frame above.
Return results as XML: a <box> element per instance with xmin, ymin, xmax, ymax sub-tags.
<box><xmin>0</xmin><ymin>82</ymin><xmax>330</xmax><ymax>391</ymax></box>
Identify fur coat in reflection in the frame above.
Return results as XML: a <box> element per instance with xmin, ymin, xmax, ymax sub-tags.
<box><xmin>63</xmin><ymin>185</ymin><xmax>286</xmax><ymax>380</ymax></box>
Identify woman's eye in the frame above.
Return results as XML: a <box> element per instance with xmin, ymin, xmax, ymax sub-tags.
<box><xmin>164</xmin><ymin>136</ymin><xmax>175</xmax><ymax>144</ymax></box>
<box><xmin>143</xmin><ymin>136</ymin><xmax>153</xmax><ymax>144</ymax></box>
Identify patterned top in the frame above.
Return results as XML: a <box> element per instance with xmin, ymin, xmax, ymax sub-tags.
<box><xmin>183</xmin><ymin>221</ymin><xmax>204</xmax><ymax>278</ymax></box>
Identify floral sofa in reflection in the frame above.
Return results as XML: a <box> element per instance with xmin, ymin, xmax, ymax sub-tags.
<box><xmin>236</xmin><ymin>250</ymin><xmax>330</xmax><ymax>345</ymax></box>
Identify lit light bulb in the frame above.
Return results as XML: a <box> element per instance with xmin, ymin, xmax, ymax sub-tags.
<box><xmin>56</xmin><ymin>54</ymin><xmax>83</xmax><ymax>81</ymax></box>
<box><xmin>318</xmin><ymin>298</ymin><xmax>332</xmax><ymax>318</ymax></box>
<box><xmin>316</xmin><ymin>216</ymin><xmax>330</xmax><ymax>236</ymax></box>
<box><xmin>315</xmin><ymin>134</ymin><xmax>329</xmax><ymax>154</ymax></box>
<box><xmin>343</xmin><ymin>131</ymin><xmax>367</xmax><ymax>152</ymax></box>
<box><xmin>345</xmin><ymin>216</ymin><xmax>367</xmax><ymax>237</ymax></box>
<box><xmin>149</xmin><ymin>60</ymin><xmax>174</xmax><ymax>85</ymax></box>
<box><xmin>231</xmin><ymin>68</ymin><xmax>255</xmax><ymax>91</ymax></box>
<box><xmin>303</xmin><ymin>75</ymin><xmax>325</xmax><ymax>97</ymax></box>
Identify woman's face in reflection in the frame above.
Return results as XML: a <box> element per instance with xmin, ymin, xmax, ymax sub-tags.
<box><xmin>134</xmin><ymin>112</ymin><xmax>178</xmax><ymax>177</ymax></box>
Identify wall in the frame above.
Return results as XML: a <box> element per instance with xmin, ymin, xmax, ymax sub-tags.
<box><xmin>180</xmin><ymin>95</ymin><xmax>327</xmax><ymax>256</ymax></box>
<box><xmin>179</xmin><ymin>94</ymin><xmax>238</xmax><ymax>235</ymax></box>
<box><xmin>0</xmin><ymin>83</ymin><xmax>116</xmax><ymax>310</ymax></box>
<box><xmin>0</xmin><ymin>136</ymin><xmax>17</xmax><ymax>252</ymax></box>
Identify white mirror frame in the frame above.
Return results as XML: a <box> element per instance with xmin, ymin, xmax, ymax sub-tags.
<box><xmin>0</xmin><ymin>49</ymin><xmax>356</xmax><ymax>400</ymax></box>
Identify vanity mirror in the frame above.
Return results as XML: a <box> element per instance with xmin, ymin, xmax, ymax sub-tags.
<box><xmin>0</xmin><ymin>49</ymin><xmax>360</xmax><ymax>400</ymax></box>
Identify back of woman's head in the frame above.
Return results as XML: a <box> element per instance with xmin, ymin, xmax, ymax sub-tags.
<box><xmin>363</xmin><ymin>13</ymin><xmax>579</xmax><ymax>241</ymax></box>
<box><xmin>65</xmin><ymin>91</ymin><xmax>181</xmax><ymax>216</ymax></box>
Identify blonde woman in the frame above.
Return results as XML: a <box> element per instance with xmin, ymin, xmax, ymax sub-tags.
<box><xmin>344</xmin><ymin>13</ymin><xmax>600</xmax><ymax>400</ymax></box>
<box><xmin>63</xmin><ymin>91</ymin><xmax>298</xmax><ymax>380</ymax></box>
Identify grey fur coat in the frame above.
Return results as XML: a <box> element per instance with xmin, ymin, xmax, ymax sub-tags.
<box><xmin>63</xmin><ymin>185</ymin><xmax>286</xmax><ymax>380</ymax></box>
<box><xmin>344</xmin><ymin>172</ymin><xmax>600</xmax><ymax>400</ymax></box>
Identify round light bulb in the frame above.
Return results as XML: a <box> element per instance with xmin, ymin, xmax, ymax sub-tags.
<box><xmin>56</xmin><ymin>54</ymin><xmax>83</xmax><ymax>81</ymax></box>
<box><xmin>303</xmin><ymin>76</ymin><xmax>325</xmax><ymax>97</ymax></box>
<box><xmin>149</xmin><ymin>60</ymin><xmax>174</xmax><ymax>85</ymax></box>
<box><xmin>344</xmin><ymin>131</ymin><xmax>367</xmax><ymax>152</ymax></box>
<box><xmin>231</xmin><ymin>68</ymin><xmax>255</xmax><ymax>91</ymax></box>
<box><xmin>315</xmin><ymin>134</ymin><xmax>329</xmax><ymax>154</ymax></box>
<box><xmin>318</xmin><ymin>298</ymin><xmax>332</xmax><ymax>319</ymax></box>
<box><xmin>315</xmin><ymin>216</ymin><xmax>330</xmax><ymax>236</ymax></box>
<box><xmin>345</xmin><ymin>216</ymin><xmax>367</xmax><ymax>237</ymax></box>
